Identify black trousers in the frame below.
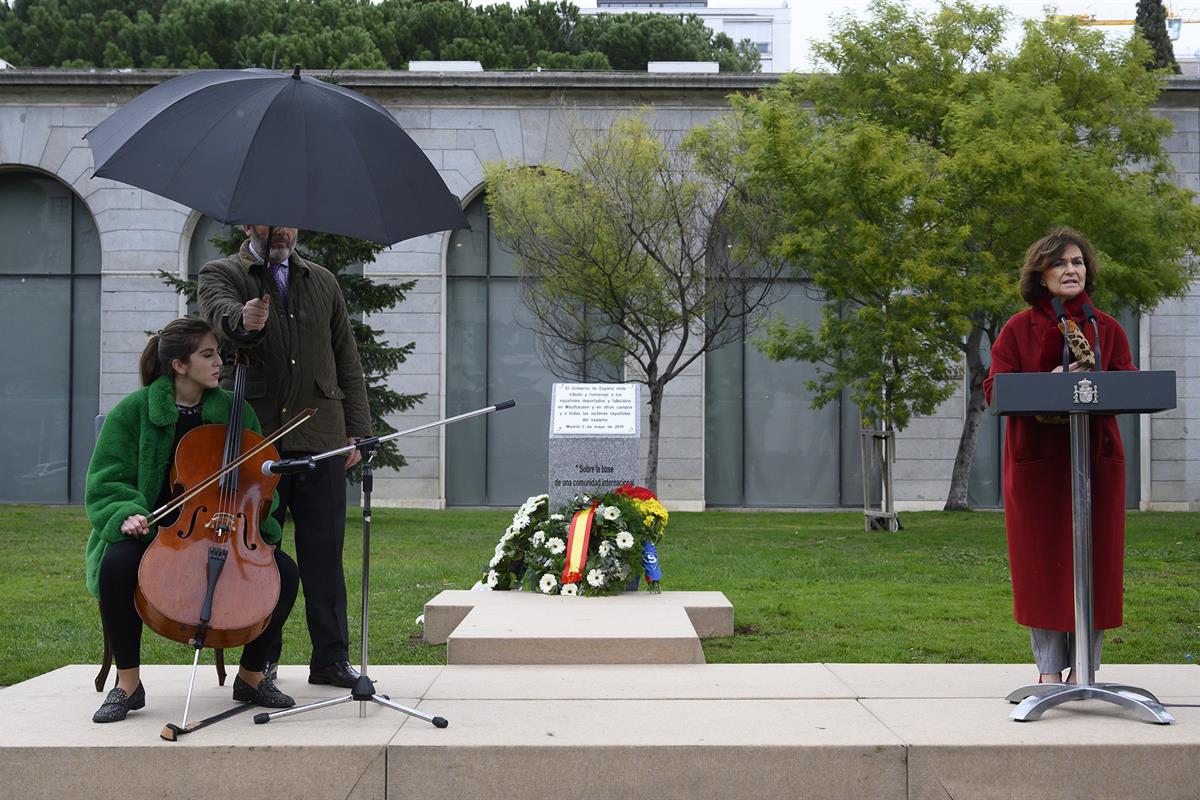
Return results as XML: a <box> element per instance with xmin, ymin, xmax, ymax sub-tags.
<box><xmin>268</xmin><ymin>452</ymin><xmax>351</xmax><ymax>669</ymax></box>
<box><xmin>98</xmin><ymin>538</ymin><xmax>299</xmax><ymax>672</ymax></box>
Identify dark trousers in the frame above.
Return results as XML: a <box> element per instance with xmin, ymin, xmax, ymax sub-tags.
<box><xmin>98</xmin><ymin>538</ymin><xmax>299</xmax><ymax>672</ymax></box>
<box><xmin>268</xmin><ymin>452</ymin><xmax>351</xmax><ymax>669</ymax></box>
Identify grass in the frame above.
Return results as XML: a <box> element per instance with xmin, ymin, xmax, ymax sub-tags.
<box><xmin>1</xmin><ymin>504</ymin><xmax>1198</xmax><ymax>686</ymax></box>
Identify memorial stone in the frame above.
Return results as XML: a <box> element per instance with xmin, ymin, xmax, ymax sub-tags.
<box><xmin>548</xmin><ymin>383</ymin><xmax>641</xmax><ymax>508</ymax></box>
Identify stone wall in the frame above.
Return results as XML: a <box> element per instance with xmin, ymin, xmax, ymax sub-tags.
<box><xmin>1</xmin><ymin>70</ymin><xmax>1196</xmax><ymax>510</ymax></box>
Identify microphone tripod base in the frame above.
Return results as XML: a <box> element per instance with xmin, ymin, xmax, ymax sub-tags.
<box><xmin>252</xmin><ymin>677</ymin><xmax>448</xmax><ymax>728</ymax></box>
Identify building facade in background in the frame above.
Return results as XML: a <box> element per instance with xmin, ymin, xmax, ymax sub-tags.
<box><xmin>0</xmin><ymin>69</ymin><xmax>1196</xmax><ymax>511</ymax></box>
<box><xmin>578</xmin><ymin>0</ymin><xmax>791</xmax><ymax>72</ymax></box>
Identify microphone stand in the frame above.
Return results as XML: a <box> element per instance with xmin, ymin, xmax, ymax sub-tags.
<box><xmin>254</xmin><ymin>399</ymin><xmax>516</xmax><ymax>728</ymax></box>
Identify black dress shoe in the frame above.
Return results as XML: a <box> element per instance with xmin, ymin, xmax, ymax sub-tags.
<box><xmin>232</xmin><ymin>674</ymin><xmax>295</xmax><ymax>708</ymax></box>
<box><xmin>308</xmin><ymin>660</ymin><xmax>360</xmax><ymax>688</ymax></box>
<box><xmin>92</xmin><ymin>682</ymin><xmax>145</xmax><ymax>723</ymax></box>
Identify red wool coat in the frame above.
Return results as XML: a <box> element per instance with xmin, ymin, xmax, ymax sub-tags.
<box><xmin>983</xmin><ymin>292</ymin><xmax>1135</xmax><ymax>631</ymax></box>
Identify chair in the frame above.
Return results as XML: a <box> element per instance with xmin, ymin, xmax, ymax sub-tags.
<box><xmin>93</xmin><ymin>414</ymin><xmax>226</xmax><ymax>691</ymax></box>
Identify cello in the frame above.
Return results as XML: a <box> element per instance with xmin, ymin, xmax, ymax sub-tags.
<box><xmin>133</xmin><ymin>353</ymin><xmax>311</xmax><ymax>734</ymax></box>
<box><xmin>136</xmin><ymin>353</ymin><xmax>279</xmax><ymax>647</ymax></box>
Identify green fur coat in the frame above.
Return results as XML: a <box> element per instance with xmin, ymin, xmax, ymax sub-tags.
<box><xmin>84</xmin><ymin>375</ymin><xmax>282</xmax><ymax>598</ymax></box>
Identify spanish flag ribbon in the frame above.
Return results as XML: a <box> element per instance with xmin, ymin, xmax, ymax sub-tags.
<box><xmin>562</xmin><ymin>506</ymin><xmax>596</xmax><ymax>584</ymax></box>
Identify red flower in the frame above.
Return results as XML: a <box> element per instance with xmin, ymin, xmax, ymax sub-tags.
<box><xmin>563</xmin><ymin>571</ymin><xmax>582</xmax><ymax>584</ymax></box>
<box><xmin>615</xmin><ymin>484</ymin><xmax>657</xmax><ymax>501</ymax></box>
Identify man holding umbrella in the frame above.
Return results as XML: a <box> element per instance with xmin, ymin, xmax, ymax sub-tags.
<box><xmin>84</xmin><ymin>65</ymin><xmax>468</xmax><ymax>691</ymax></box>
<box><xmin>198</xmin><ymin>224</ymin><xmax>368</xmax><ymax>689</ymax></box>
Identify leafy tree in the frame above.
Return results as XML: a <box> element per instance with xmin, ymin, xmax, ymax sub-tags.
<box><xmin>1136</xmin><ymin>0</ymin><xmax>1179</xmax><ymax>74</ymax></box>
<box><xmin>0</xmin><ymin>0</ymin><xmax>759</xmax><ymax>72</ymax></box>
<box><xmin>735</xmin><ymin>1</ymin><xmax>1200</xmax><ymax>510</ymax></box>
<box><xmin>159</xmin><ymin>225</ymin><xmax>426</xmax><ymax>476</ymax></box>
<box><xmin>485</xmin><ymin>112</ymin><xmax>785</xmax><ymax>491</ymax></box>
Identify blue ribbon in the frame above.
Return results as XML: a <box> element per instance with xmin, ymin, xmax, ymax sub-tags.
<box><xmin>642</xmin><ymin>541</ymin><xmax>662</xmax><ymax>582</ymax></box>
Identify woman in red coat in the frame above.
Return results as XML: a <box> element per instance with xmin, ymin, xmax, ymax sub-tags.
<box><xmin>983</xmin><ymin>228</ymin><xmax>1135</xmax><ymax>684</ymax></box>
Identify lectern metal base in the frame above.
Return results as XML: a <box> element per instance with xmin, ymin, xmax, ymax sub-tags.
<box><xmin>1006</xmin><ymin>682</ymin><xmax>1174</xmax><ymax>724</ymax></box>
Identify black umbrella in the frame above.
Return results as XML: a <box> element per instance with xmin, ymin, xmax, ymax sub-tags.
<box><xmin>85</xmin><ymin>66</ymin><xmax>467</xmax><ymax>244</ymax></box>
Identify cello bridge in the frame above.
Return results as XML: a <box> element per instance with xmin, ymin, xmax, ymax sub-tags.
<box><xmin>205</xmin><ymin>513</ymin><xmax>238</xmax><ymax>536</ymax></box>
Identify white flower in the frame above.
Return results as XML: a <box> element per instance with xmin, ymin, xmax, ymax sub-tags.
<box><xmin>501</xmin><ymin>526</ymin><xmax>515</xmax><ymax>541</ymax></box>
<box><xmin>539</xmin><ymin>573</ymin><xmax>558</xmax><ymax>594</ymax></box>
<box><xmin>547</xmin><ymin>537</ymin><xmax>566</xmax><ymax>555</ymax></box>
<box><xmin>512</xmin><ymin>513</ymin><xmax>531</xmax><ymax>531</ymax></box>
<box><xmin>489</xmin><ymin>552</ymin><xmax>502</xmax><ymax>568</ymax></box>
<box><xmin>415</xmin><ymin>614</ymin><xmax>425</xmax><ymax>625</ymax></box>
<box><xmin>550</xmin><ymin>514</ymin><xmax>565</xmax><ymax>521</ymax></box>
<box><xmin>598</xmin><ymin>541</ymin><xmax>613</xmax><ymax>557</ymax></box>
<box><xmin>586</xmin><ymin>568</ymin><xmax>606</xmax><ymax>587</ymax></box>
<box><xmin>561</xmin><ymin>583</ymin><xmax>578</xmax><ymax>596</ymax></box>
<box><xmin>494</xmin><ymin>543</ymin><xmax>507</xmax><ymax>560</ymax></box>
<box><xmin>601</xmin><ymin>505</ymin><xmax>621</xmax><ymax>521</ymax></box>
<box><xmin>616</xmin><ymin>530</ymin><xmax>635</xmax><ymax>550</ymax></box>
<box><xmin>487</xmin><ymin>570</ymin><xmax>500</xmax><ymax>588</ymax></box>
<box><xmin>470</xmin><ymin>580</ymin><xmax>490</xmax><ymax>592</ymax></box>
<box><xmin>531</xmin><ymin>530</ymin><xmax>546</xmax><ymax>546</ymax></box>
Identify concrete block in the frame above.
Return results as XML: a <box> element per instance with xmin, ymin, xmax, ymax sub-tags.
<box><xmin>430</xmin><ymin>108</ymin><xmax>485</xmax><ymax>130</ymax></box>
<box><xmin>407</xmin><ymin>128</ymin><xmax>459</xmax><ymax>150</ymax></box>
<box><xmin>442</xmin><ymin>149</ymin><xmax>484</xmax><ymax>184</ymax></box>
<box><xmin>520</xmin><ymin>108</ymin><xmax>551</xmax><ymax>163</ymax></box>
<box><xmin>866</xmin><ymin>697</ymin><xmax>1200</xmax><ymax>800</ymax></box>
<box><xmin>456</xmin><ymin>128</ymin><xmax>502</xmax><ymax>166</ymax></box>
<box><xmin>446</xmin><ymin>602</ymin><xmax>705</xmax><ymax>664</ymax></box>
<box><xmin>38</xmin><ymin>127</ymin><xmax>89</xmax><ymax>175</ymax></box>
<box><xmin>17</xmin><ymin>106</ymin><xmax>63</xmax><ymax>166</ymax></box>
<box><xmin>57</xmin><ymin>145</ymin><xmax>94</xmax><ymax>186</ymax></box>
<box><xmin>389</xmin><ymin>699</ymin><xmax>906</xmax><ymax>800</ymax></box>
<box><xmin>481</xmin><ymin>109</ymin><xmax>525</xmax><ymax>160</ymax></box>
<box><xmin>393</xmin><ymin>107</ymin><xmax>431</xmax><ymax>130</ymax></box>
<box><xmin>424</xmin><ymin>589</ymin><xmax>733</xmax><ymax>645</ymax></box>
<box><xmin>423</xmin><ymin>663</ymin><xmax>853</xmax><ymax>700</ymax></box>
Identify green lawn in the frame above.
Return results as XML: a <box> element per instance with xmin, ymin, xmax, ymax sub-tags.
<box><xmin>2</xmin><ymin>505</ymin><xmax>1197</xmax><ymax>686</ymax></box>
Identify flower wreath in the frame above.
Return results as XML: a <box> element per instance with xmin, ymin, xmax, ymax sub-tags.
<box><xmin>481</xmin><ymin>485</ymin><xmax>667</xmax><ymax>596</ymax></box>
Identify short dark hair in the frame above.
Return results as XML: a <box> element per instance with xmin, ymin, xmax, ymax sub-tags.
<box><xmin>1018</xmin><ymin>227</ymin><xmax>1099</xmax><ymax>305</ymax></box>
<box><xmin>138</xmin><ymin>317</ymin><xmax>215</xmax><ymax>386</ymax></box>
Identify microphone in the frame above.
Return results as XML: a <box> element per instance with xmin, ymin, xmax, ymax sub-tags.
<box><xmin>1050</xmin><ymin>297</ymin><xmax>1070</xmax><ymax>372</ymax></box>
<box><xmin>261</xmin><ymin>457</ymin><xmax>316</xmax><ymax>475</ymax></box>
<box><xmin>1081</xmin><ymin>303</ymin><xmax>1102</xmax><ymax>371</ymax></box>
<box><xmin>493</xmin><ymin>399</ymin><xmax>516</xmax><ymax>411</ymax></box>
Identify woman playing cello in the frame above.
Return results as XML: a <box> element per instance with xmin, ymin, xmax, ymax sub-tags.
<box><xmin>85</xmin><ymin>317</ymin><xmax>299</xmax><ymax>723</ymax></box>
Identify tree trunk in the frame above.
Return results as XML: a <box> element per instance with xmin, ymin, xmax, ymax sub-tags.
<box><xmin>945</xmin><ymin>325</ymin><xmax>988</xmax><ymax>510</ymax></box>
<box><xmin>645</xmin><ymin>381</ymin><xmax>663</xmax><ymax>493</ymax></box>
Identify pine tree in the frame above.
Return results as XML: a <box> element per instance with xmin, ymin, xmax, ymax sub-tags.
<box><xmin>1136</xmin><ymin>0</ymin><xmax>1181</xmax><ymax>74</ymax></box>
<box><xmin>160</xmin><ymin>226</ymin><xmax>426</xmax><ymax>478</ymax></box>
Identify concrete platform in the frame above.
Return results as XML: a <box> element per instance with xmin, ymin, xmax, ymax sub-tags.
<box><xmin>446</xmin><ymin>601</ymin><xmax>706</xmax><ymax>664</ymax></box>
<box><xmin>2</xmin><ymin>663</ymin><xmax>1199</xmax><ymax>799</ymax></box>
<box><xmin>422</xmin><ymin>589</ymin><xmax>735</xmax><ymax>645</ymax></box>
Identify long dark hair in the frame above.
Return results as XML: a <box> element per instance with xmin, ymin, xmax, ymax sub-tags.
<box><xmin>1018</xmin><ymin>227</ymin><xmax>1099</xmax><ymax>305</ymax></box>
<box><xmin>138</xmin><ymin>317</ymin><xmax>215</xmax><ymax>386</ymax></box>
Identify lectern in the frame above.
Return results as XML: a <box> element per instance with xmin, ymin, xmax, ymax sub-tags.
<box><xmin>991</xmin><ymin>370</ymin><xmax>1177</xmax><ymax>724</ymax></box>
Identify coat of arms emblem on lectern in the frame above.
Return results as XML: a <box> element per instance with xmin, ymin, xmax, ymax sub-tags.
<box><xmin>1073</xmin><ymin>378</ymin><xmax>1098</xmax><ymax>405</ymax></box>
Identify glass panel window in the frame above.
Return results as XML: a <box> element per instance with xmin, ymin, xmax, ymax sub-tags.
<box><xmin>0</xmin><ymin>172</ymin><xmax>101</xmax><ymax>502</ymax></box>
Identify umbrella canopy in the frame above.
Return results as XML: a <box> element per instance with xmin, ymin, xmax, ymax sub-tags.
<box><xmin>85</xmin><ymin>67</ymin><xmax>467</xmax><ymax>244</ymax></box>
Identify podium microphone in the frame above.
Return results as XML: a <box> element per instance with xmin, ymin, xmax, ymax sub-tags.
<box><xmin>1081</xmin><ymin>302</ymin><xmax>1102</xmax><ymax>371</ymax></box>
<box><xmin>1050</xmin><ymin>297</ymin><xmax>1070</xmax><ymax>371</ymax></box>
<box><xmin>261</xmin><ymin>457</ymin><xmax>316</xmax><ymax>475</ymax></box>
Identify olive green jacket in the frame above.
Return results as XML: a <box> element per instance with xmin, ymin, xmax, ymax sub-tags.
<box><xmin>197</xmin><ymin>241</ymin><xmax>371</xmax><ymax>453</ymax></box>
<box><xmin>84</xmin><ymin>376</ymin><xmax>282</xmax><ymax>598</ymax></box>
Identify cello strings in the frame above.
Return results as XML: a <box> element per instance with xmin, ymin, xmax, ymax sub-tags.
<box><xmin>146</xmin><ymin>410</ymin><xmax>312</xmax><ymax>526</ymax></box>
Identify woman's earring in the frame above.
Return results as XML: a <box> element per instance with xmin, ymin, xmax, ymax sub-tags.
<box><xmin>1040</xmin><ymin>281</ymin><xmax>1046</xmax><ymax>287</ymax></box>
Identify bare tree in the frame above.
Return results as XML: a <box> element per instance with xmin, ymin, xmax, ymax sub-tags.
<box><xmin>485</xmin><ymin>110</ymin><xmax>785</xmax><ymax>490</ymax></box>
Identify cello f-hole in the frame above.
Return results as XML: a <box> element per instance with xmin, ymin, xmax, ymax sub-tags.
<box><xmin>178</xmin><ymin>505</ymin><xmax>208</xmax><ymax>539</ymax></box>
<box><xmin>238</xmin><ymin>512</ymin><xmax>257</xmax><ymax>550</ymax></box>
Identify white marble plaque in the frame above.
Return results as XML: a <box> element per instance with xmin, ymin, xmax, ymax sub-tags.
<box><xmin>550</xmin><ymin>383</ymin><xmax>640</xmax><ymax>437</ymax></box>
